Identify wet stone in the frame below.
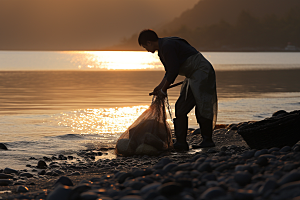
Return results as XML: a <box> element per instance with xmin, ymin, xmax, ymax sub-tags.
<box><xmin>158</xmin><ymin>182</ymin><xmax>183</xmax><ymax>196</ymax></box>
<box><xmin>80</xmin><ymin>191</ymin><xmax>99</xmax><ymax>200</ymax></box>
<box><xmin>0</xmin><ymin>173</ymin><xmax>13</xmax><ymax>179</ymax></box>
<box><xmin>197</xmin><ymin>163</ymin><xmax>212</xmax><ymax>172</ymax></box>
<box><xmin>0</xmin><ymin>179</ymin><xmax>13</xmax><ymax>186</ymax></box>
<box><xmin>0</xmin><ymin>143</ymin><xmax>8</xmax><ymax>150</ymax></box>
<box><xmin>19</xmin><ymin>172</ymin><xmax>33</xmax><ymax>178</ymax></box>
<box><xmin>254</xmin><ymin>149</ymin><xmax>268</xmax><ymax>157</ymax></box>
<box><xmin>120</xmin><ymin>195</ymin><xmax>143</xmax><ymax>200</ymax></box>
<box><xmin>71</xmin><ymin>171</ymin><xmax>81</xmax><ymax>176</ymax></box>
<box><xmin>47</xmin><ymin>185</ymin><xmax>72</xmax><ymax>200</ymax></box>
<box><xmin>234</xmin><ymin>189</ymin><xmax>255</xmax><ymax>200</ymax></box>
<box><xmin>16</xmin><ymin>185</ymin><xmax>29</xmax><ymax>193</ymax></box>
<box><xmin>3</xmin><ymin>167</ymin><xmax>19</xmax><ymax>174</ymax></box>
<box><xmin>37</xmin><ymin>160</ymin><xmax>47</xmax><ymax>169</ymax></box>
<box><xmin>234</xmin><ymin>171</ymin><xmax>252</xmax><ymax>186</ymax></box>
<box><xmin>278</xmin><ymin>171</ymin><xmax>300</xmax><ymax>185</ymax></box>
<box><xmin>200</xmin><ymin>187</ymin><xmax>226</xmax><ymax>200</ymax></box>
<box><xmin>241</xmin><ymin>150</ymin><xmax>256</xmax><ymax>159</ymax></box>
<box><xmin>280</xmin><ymin>146</ymin><xmax>292</xmax><ymax>152</ymax></box>
<box><xmin>256</xmin><ymin>156</ymin><xmax>269</xmax><ymax>166</ymax></box>
<box><xmin>54</xmin><ymin>176</ymin><xmax>73</xmax><ymax>187</ymax></box>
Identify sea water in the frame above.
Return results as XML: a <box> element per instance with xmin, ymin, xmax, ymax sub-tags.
<box><xmin>1</xmin><ymin>51</ymin><xmax>300</xmax><ymax>169</ymax></box>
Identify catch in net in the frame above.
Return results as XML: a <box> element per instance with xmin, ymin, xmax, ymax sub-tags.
<box><xmin>115</xmin><ymin>96</ymin><xmax>173</xmax><ymax>156</ymax></box>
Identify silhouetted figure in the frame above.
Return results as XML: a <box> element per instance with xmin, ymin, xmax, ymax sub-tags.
<box><xmin>138</xmin><ymin>29</ymin><xmax>218</xmax><ymax>151</ymax></box>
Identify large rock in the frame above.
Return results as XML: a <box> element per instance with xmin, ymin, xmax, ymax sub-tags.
<box><xmin>116</xmin><ymin>139</ymin><xmax>134</xmax><ymax>156</ymax></box>
<box><xmin>3</xmin><ymin>168</ymin><xmax>18</xmax><ymax>174</ymax></box>
<box><xmin>0</xmin><ymin>143</ymin><xmax>8</xmax><ymax>150</ymax></box>
<box><xmin>37</xmin><ymin>160</ymin><xmax>47</xmax><ymax>169</ymax></box>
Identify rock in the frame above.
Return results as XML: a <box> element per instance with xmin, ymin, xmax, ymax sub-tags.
<box><xmin>16</xmin><ymin>185</ymin><xmax>29</xmax><ymax>193</ymax></box>
<box><xmin>258</xmin><ymin>179</ymin><xmax>277</xmax><ymax>195</ymax></box>
<box><xmin>256</xmin><ymin>156</ymin><xmax>269</xmax><ymax>166</ymax></box>
<box><xmin>278</xmin><ymin>171</ymin><xmax>300</xmax><ymax>185</ymax></box>
<box><xmin>71</xmin><ymin>171</ymin><xmax>81</xmax><ymax>176</ymax></box>
<box><xmin>46</xmin><ymin>185</ymin><xmax>72</xmax><ymax>200</ymax></box>
<box><xmin>0</xmin><ymin>179</ymin><xmax>13</xmax><ymax>186</ymax></box>
<box><xmin>54</xmin><ymin>176</ymin><xmax>73</xmax><ymax>187</ymax></box>
<box><xmin>234</xmin><ymin>189</ymin><xmax>254</xmax><ymax>200</ymax></box>
<box><xmin>0</xmin><ymin>173</ymin><xmax>13</xmax><ymax>179</ymax></box>
<box><xmin>235</xmin><ymin>165</ymin><xmax>252</xmax><ymax>172</ymax></box>
<box><xmin>19</xmin><ymin>172</ymin><xmax>33</xmax><ymax>178</ymax></box>
<box><xmin>234</xmin><ymin>172</ymin><xmax>252</xmax><ymax>186</ymax></box>
<box><xmin>37</xmin><ymin>160</ymin><xmax>47</xmax><ymax>169</ymax></box>
<box><xmin>158</xmin><ymin>182</ymin><xmax>183</xmax><ymax>196</ymax></box>
<box><xmin>120</xmin><ymin>195</ymin><xmax>143</xmax><ymax>200</ymax></box>
<box><xmin>197</xmin><ymin>163</ymin><xmax>212</xmax><ymax>172</ymax></box>
<box><xmin>0</xmin><ymin>143</ymin><xmax>8</xmax><ymax>150</ymax></box>
<box><xmin>38</xmin><ymin>170</ymin><xmax>46</xmax><ymax>175</ymax></box>
<box><xmin>272</xmin><ymin>110</ymin><xmax>287</xmax><ymax>117</ymax></box>
<box><xmin>268</xmin><ymin>147</ymin><xmax>280</xmax><ymax>153</ymax></box>
<box><xmin>80</xmin><ymin>191</ymin><xmax>99</xmax><ymax>200</ymax></box>
<box><xmin>163</xmin><ymin>163</ymin><xmax>178</xmax><ymax>172</ymax></box>
<box><xmin>154</xmin><ymin>157</ymin><xmax>173</xmax><ymax>169</ymax></box>
<box><xmin>280</xmin><ymin>146</ymin><xmax>292</xmax><ymax>152</ymax></box>
<box><xmin>118</xmin><ymin>172</ymin><xmax>133</xmax><ymax>184</ymax></box>
<box><xmin>254</xmin><ymin>149</ymin><xmax>268</xmax><ymax>157</ymax></box>
<box><xmin>140</xmin><ymin>183</ymin><xmax>161</xmax><ymax>195</ymax></box>
<box><xmin>241</xmin><ymin>150</ymin><xmax>256</xmax><ymax>159</ymax></box>
<box><xmin>200</xmin><ymin>187</ymin><xmax>226</xmax><ymax>200</ymax></box>
<box><xmin>69</xmin><ymin>184</ymin><xmax>91</xmax><ymax>200</ymax></box>
<box><xmin>3</xmin><ymin>167</ymin><xmax>18</xmax><ymax>174</ymax></box>
<box><xmin>192</xmin><ymin>128</ymin><xmax>201</xmax><ymax>135</ymax></box>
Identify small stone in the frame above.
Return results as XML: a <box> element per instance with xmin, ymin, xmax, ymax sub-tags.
<box><xmin>71</xmin><ymin>171</ymin><xmax>81</xmax><ymax>176</ymax></box>
<box><xmin>163</xmin><ymin>163</ymin><xmax>178</xmax><ymax>172</ymax></box>
<box><xmin>234</xmin><ymin>171</ymin><xmax>252</xmax><ymax>186</ymax></box>
<box><xmin>207</xmin><ymin>149</ymin><xmax>217</xmax><ymax>153</ymax></box>
<box><xmin>19</xmin><ymin>172</ymin><xmax>33</xmax><ymax>178</ymax></box>
<box><xmin>38</xmin><ymin>170</ymin><xmax>46</xmax><ymax>175</ymax></box>
<box><xmin>37</xmin><ymin>160</ymin><xmax>47</xmax><ymax>169</ymax></box>
<box><xmin>80</xmin><ymin>191</ymin><xmax>99</xmax><ymax>200</ymax></box>
<box><xmin>140</xmin><ymin>183</ymin><xmax>161</xmax><ymax>195</ymax></box>
<box><xmin>118</xmin><ymin>172</ymin><xmax>133</xmax><ymax>184</ymax></box>
<box><xmin>259</xmin><ymin>179</ymin><xmax>277</xmax><ymax>195</ymax></box>
<box><xmin>16</xmin><ymin>185</ymin><xmax>29</xmax><ymax>193</ymax></box>
<box><xmin>241</xmin><ymin>150</ymin><xmax>256</xmax><ymax>159</ymax></box>
<box><xmin>200</xmin><ymin>187</ymin><xmax>226</xmax><ymax>200</ymax></box>
<box><xmin>280</xmin><ymin>146</ymin><xmax>291</xmax><ymax>152</ymax></box>
<box><xmin>0</xmin><ymin>179</ymin><xmax>13</xmax><ymax>186</ymax></box>
<box><xmin>158</xmin><ymin>182</ymin><xmax>183</xmax><ymax>196</ymax></box>
<box><xmin>120</xmin><ymin>195</ymin><xmax>143</xmax><ymax>200</ymax></box>
<box><xmin>278</xmin><ymin>171</ymin><xmax>300</xmax><ymax>185</ymax></box>
<box><xmin>0</xmin><ymin>173</ymin><xmax>13</xmax><ymax>179</ymax></box>
<box><xmin>256</xmin><ymin>156</ymin><xmax>269</xmax><ymax>166</ymax></box>
<box><xmin>67</xmin><ymin>156</ymin><xmax>74</xmax><ymax>160</ymax></box>
<box><xmin>235</xmin><ymin>165</ymin><xmax>252</xmax><ymax>172</ymax></box>
<box><xmin>197</xmin><ymin>163</ymin><xmax>212</xmax><ymax>172</ymax></box>
<box><xmin>3</xmin><ymin>167</ymin><xmax>18</xmax><ymax>174</ymax></box>
<box><xmin>47</xmin><ymin>185</ymin><xmax>72</xmax><ymax>200</ymax></box>
<box><xmin>54</xmin><ymin>176</ymin><xmax>73</xmax><ymax>187</ymax></box>
<box><xmin>234</xmin><ymin>189</ymin><xmax>254</xmax><ymax>200</ymax></box>
<box><xmin>254</xmin><ymin>149</ymin><xmax>268</xmax><ymax>157</ymax></box>
<box><xmin>154</xmin><ymin>157</ymin><xmax>173</xmax><ymax>169</ymax></box>
<box><xmin>268</xmin><ymin>147</ymin><xmax>280</xmax><ymax>153</ymax></box>
<box><xmin>0</xmin><ymin>143</ymin><xmax>8</xmax><ymax>150</ymax></box>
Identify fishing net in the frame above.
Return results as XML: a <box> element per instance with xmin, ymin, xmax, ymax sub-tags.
<box><xmin>238</xmin><ymin>110</ymin><xmax>300</xmax><ymax>149</ymax></box>
<box><xmin>115</xmin><ymin>96</ymin><xmax>173</xmax><ymax>156</ymax></box>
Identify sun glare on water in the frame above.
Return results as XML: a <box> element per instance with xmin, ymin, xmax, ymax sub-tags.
<box><xmin>70</xmin><ymin>51</ymin><xmax>162</xmax><ymax>70</ymax></box>
<box><xmin>57</xmin><ymin>105</ymin><xmax>149</xmax><ymax>135</ymax></box>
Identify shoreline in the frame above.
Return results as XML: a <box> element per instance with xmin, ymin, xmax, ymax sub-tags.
<box><xmin>1</xmin><ymin>121</ymin><xmax>300</xmax><ymax>199</ymax></box>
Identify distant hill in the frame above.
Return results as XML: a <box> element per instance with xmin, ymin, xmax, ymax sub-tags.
<box><xmin>114</xmin><ymin>0</ymin><xmax>300</xmax><ymax>51</ymax></box>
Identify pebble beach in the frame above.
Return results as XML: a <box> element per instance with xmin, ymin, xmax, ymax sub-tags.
<box><xmin>1</xmin><ymin>121</ymin><xmax>300</xmax><ymax>200</ymax></box>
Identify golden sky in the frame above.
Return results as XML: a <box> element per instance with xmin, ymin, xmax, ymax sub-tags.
<box><xmin>0</xmin><ymin>0</ymin><xmax>198</xmax><ymax>50</ymax></box>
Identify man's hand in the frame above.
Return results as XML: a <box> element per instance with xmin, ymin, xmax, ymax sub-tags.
<box><xmin>157</xmin><ymin>89</ymin><xmax>167</xmax><ymax>99</ymax></box>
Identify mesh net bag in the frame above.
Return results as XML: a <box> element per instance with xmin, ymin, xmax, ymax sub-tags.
<box><xmin>115</xmin><ymin>96</ymin><xmax>173</xmax><ymax>156</ymax></box>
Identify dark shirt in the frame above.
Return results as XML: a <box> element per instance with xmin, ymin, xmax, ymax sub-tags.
<box><xmin>158</xmin><ymin>37</ymin><xmax>199</xmax><ymax>83</ymax></box>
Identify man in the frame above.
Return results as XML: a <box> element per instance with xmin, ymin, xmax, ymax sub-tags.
<box><xmin>138</xmin><ymin>29</ymin><xmax>218</xmax><ymax>151</ymax></box>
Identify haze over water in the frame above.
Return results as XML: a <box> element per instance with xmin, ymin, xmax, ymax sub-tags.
<box><xmin>1</xmin><ymin>51</ymin><xmax>300</xmax><ymax>169</ymax></box>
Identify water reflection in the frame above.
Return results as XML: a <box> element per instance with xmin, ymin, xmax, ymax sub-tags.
<box><xmin>69</xmin><ymin>51</ymin><xmax>162</xmax><ymax>70</ymax></box>
<box><xmin>57</xmin><ymin>106</ymin><xmax>150</xmax><ymax>134</ymax></box>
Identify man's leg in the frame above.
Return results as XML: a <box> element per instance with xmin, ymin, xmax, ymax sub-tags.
<box><xmin>193</xmin><ymin>109</ymin><xmax>215</xmax><ymax>148</ymax></box>
<box><xmin>174</xmin><ymin>86</ymin><xmax>196</xmax><ymax>151</ymax></box>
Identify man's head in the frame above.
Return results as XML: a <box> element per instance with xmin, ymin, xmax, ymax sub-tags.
<box><xmin>138</xmin><ymin>29</ymin><xmax>159</xmax><ymax>53</ymax></box>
